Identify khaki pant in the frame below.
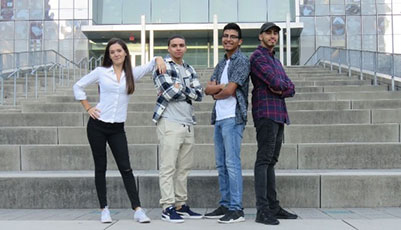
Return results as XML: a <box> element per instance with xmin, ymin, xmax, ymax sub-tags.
<box><xmin>156</xmin><ymin>118</ymin><xmax>194</xmax><ymax>210</ymax></box>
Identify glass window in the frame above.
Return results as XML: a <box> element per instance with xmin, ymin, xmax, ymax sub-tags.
<box><xmin>0</xmin><ymin>21</ymin><xmax>14</xmax><ymax>40</ymax></box>
<box><xmin>60</xmin><ymin>0</ymin><xmax>74</xmax><ymax>9</ymax></box>
<box><xmin>330</xmin><ymin>0</ymin><xmax>344</xmax><ymax>4</ymax></box>
<box><xmin>330</xmin><ymin>4</ymin><xmax>345</xmax><ymax>15</ymax></box>
<box><xmin>15</xmin><ymin>9</ymin><xmax>29</xmax><ymax>20</ymax></box>
<box><xmin>377</xmin><ymin>16</ymin><xmax>391</xmax><ymax>35</ymax></box>
<box><xmin>332</xmin><ymin>16</ymin><xmax>345</xmax><ymax>36</ymax></box>
<box><xmin>101</xmin><ymin>0</ymin><xmax>122</xmax><ymax>24</ymax></box>
<box><xmin>209</xmin><ymin>0</ymin><xmax>237</xmax><ymax>23</ymax></box>
<box><xmin>123</xmin><ymin>0</ymin><xmax>150</xmax><ymax>24</ymax></box>
<box><xmin>361</xmin><ymin>0</ymin><xmax>376</xmax><ymax>15</ymax></box>
<box><xmin>75</xmin><ymin>8</ymin><xmax>88</xmax><ymax>19</ymax></box>
<box><xmin>394</xmin><ymin>3</ymin><xmax>401</xmax><ymax>15</ymax></box>
<box><xmin>74</xmin><ymin>20</ymin><xmax>89</xmax><ymax>39</ymax></box>
<box><xmin>15</xmin><ymin>40</ymin><xmax>28</xmax><ymax>52</ymax></box>
<box><xmin>376</xmin><ymin>3</ymin><xmax>392</xmax><ymax>15</ymax></box>
<box><xmin>44</xmin><ymin>21</ymin><xmax>59</xmax><ymax>40</ymax></box>
<box><xmin>316</xmin><ymin>4</ymin><xmax>329</xmax><ymax>16</ymax></box>
<box><xmin>362</xmin><ymin>16</ymin><xmax>376</xmax><ymax>35</ymax></box>
<box><xmin>15</xmin><ymin>21</ymin><xmax>29</xmax><ymax>40</ymax></box>
<box><xmin>0</xmin><ymin>40</ymin><xmax>14</xmax><ymax>53</ymax></box>
<box><xmin>75</xmin><ymin>0</ymin><xmax>89</xmax><ymax>9</ymax></box>
<box><xmin>15</xmin><ymin>0</ymin><xmax>29</xmax><ymax>10</ymax></box>
<box><xmin>346</xmin><ymin>16</ymin><xmax>361</xmax><ymax>35</ymax></box>
<box><xmin>268</xmin><ymin>0</ymin><xmax>294</xmax><ymax>22</ymax></box>
<box><xmin>59</xmin><ymin>20</ymin><xmax>74</xmax><ymax>40</ymax></box>
<box><xmin>394</xmin><ymin>35</ymin><xmax>401</xmax><ymax>53</ymax></box>
<box><xmin>332</xmin><ymin>35</ymin><xmax>345</xmax><ymax>47</ymax></box>
<box><xmin>44</xmin><ymin>39</ymin><xmax>59</xmax><ymax>51</ymax></box>
<box><xmin>362</xmin><ymin>34</ymin><xmax>376</xmax><ymax>51</ymax></box>
<box><xmin>300</xmin><ymin>17</ymin><xmax>315</xmax><ymax>35</ymax></box>
<box><xmin>316</xmin><ymin>16</ymin><xmax>330</xmax><ymax>35</ymax></box>
<box><xmin>300</xmin><ymin>0</ymin><xmax>315</xmax><ymax>17</ymax></box>
<box><xmin>377</xmin><ymin>35</ymin><xmax>392</xmax><ymax>52</ymax></box>
<box><xmin>181</xmin><ymin>0</ymin><xmax>208</xmax><ymax>23</ymax></box>
<box><xmin>394</xmin><ymin>16</ymin><xmax>401</xmax><ymax>35</ymax></box>
<box><xmin>316</xmin><ymin>35</ymin><xmax>330</xmax><ymax>47</ymax></box>
<box><xmin>347</xmin><ymin>35</ymin><xmax>361</xmax><ymax>50</ymax></box>
<box><xmin>345</xmin><ymin>3</ymin><xmax>360</xmax><ymax>15</ymax></box>
<box><xmin>30</xmin><ymin>9</ymin><xmax>44</xmax><ymax>20</ymax></box>
<box><xmin>152</xmin><ymin>0</ymin><xmax>179</xmax><ymax>23</ymax></box>
<box><xmin>60</xmin><ymin>9</ymin><xmax>74</xmax><ymax>20</ymax></box>
<box><xmin>300</xmin><ymin>35</ymin><xmax>315</xmax><ymax>64</ymax></box>
<box><xmin>29</xmin><ymin>0</ymin><xmax>43</xmax><ymax>10</ymax></box>
<box><xmin>237</xmin><ymin>0</ymin><xmax>265</xmax><ymax>22</ymax></box>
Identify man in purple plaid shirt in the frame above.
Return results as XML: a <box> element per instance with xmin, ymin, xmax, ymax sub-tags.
<box><xmin>250</xmin><ymin>22</ymin><xmax>297</xmax><ymax>226</ymax></box>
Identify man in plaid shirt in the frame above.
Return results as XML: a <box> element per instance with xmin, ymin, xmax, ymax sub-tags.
<box><xmin>250</xmin><ymin>22</ymin><xmax>297</xmax><ymax>226</ymax></box>
<box><xmin>152</xmin><ymin>35</ymin><xmax>203</xmax><ymax>223</ymax></box>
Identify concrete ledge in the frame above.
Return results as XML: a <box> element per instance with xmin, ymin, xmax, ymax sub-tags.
<box><xmin>0</xmin><ymin>146</ymin><xmax>20</xmax><ymax>170</ymax></box>
<box><xmin>285</xmin><ymin>124</ymin><xmax>399</xmax><ymax>143</ymax></box>
<box><xmin>20</xmin><ymin>144</ymin><xmax>158</xmax><ymax>171</ymax></box>
<box><xmin>372</xmin><ymin>109</ymin><xmax>401</xmax><ymax>123</ymax></box>
<box><xmin>0</xmin><ymin>127</ymin><xmax>57</xmax><ymax>144</ymax></box>
<box><xmin>298</xmin><ymin>143</ymin><xmax>401</xmax><ymax>169</ymax></box>
<box><xmin>321</xmin><ymin>172</ymin><xmax>401</xmax><ymax>207</ymax></box>
<box><xmin>352</xmin><ymin>99</ymin><xmax>401</xmax><ymax>109</ymax></box>
<box><xmin>0</xmin><ymin>113</ymin><xmax>84</xmax><ymax>127</ymax></box>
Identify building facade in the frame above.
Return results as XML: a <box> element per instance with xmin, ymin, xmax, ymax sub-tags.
<box><xmin>0</xmin><ymin>0</ymin><xmax>400</xmax><ymax>67</ymax></box>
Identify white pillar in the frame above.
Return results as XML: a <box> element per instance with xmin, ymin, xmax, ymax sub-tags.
<box><xmin>141</xmin><ymin>15</ymin><xmax>146</xmax><ymax>65</ymax></box>
<box><xmin>279</xmin><ymin>29</ymin><xmax>284</xmax><ymax>64</ymax></box>
<box><xmin>286</xmin><ymin>13</ymin><xmax>291</xmax><ymax>66</ymax></box>
<box><xmin>213</xmin><ymin>14</ymin><xmax>218</xmax><ymax>67</ymax></box>
<box><xmin>150</xmin><ymin>29</ymin><xmax>154</xmax><ymax>62</ymax></box>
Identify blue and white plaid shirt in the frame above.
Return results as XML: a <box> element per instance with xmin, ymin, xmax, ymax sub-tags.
<box><xmin>152</xmin><ymin>55</ymin><xmax>203</xmax><ymax>123</ymax></box>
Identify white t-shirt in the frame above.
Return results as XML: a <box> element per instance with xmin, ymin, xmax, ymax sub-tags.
<box><xmin>216</xmin><ymin>59</ymin><xmax>236</xmax><ymax>121</ymax></box>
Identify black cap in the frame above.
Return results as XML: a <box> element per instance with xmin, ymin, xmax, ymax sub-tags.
<box><xmin>259</xmin><ymin>22</ymin><xmax>281</xmax><ymax>34</ymax></box>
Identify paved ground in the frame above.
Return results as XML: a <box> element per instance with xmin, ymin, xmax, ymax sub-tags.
<box><xmin>1</xmin><ymin>208</ymin><xmax>401</xmax><ymax>230</ymax></box>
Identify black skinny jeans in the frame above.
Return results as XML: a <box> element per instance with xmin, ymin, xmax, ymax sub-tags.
<box><xmin>254</xmin><ymin>118</ymin><xmax>284</xmax><ymax>213</ymax></box>
<box><xmin>87</xmin><ymin>117</ymin><xmax>141</xmax><ymax>209</ymax></box>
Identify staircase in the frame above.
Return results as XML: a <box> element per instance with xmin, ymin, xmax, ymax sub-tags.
<box><xmin>1</xmin><ymin>66</ymin><xmax>401</xmax><ymax>209</ymax></box>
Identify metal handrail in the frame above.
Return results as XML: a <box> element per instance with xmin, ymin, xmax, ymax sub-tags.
<box><xmin>1</xmin><ymin>68</ymin><xmax>21</xmax><ymax>106</ymax></box>
<box><xmin>305</xmin><ymin>46</ymin><xmax>400</xmax><ymax>91</ymax></box>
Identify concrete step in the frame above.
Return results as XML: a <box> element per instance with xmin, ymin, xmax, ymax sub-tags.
<box><xmin>43</xmin><ymin>90</ymin><xmax>400</xmax><ymax>103</ymax></box>
<box><xmin>18</xmin><ymin>100</ymin><xmax>378</xmax><ymax>113</ymax></box>
<box><xmin>1</xmin><ymin>123</ymin><xmax>396</xmax><ymax>145</ymax></box>
<box><xmin>0</xmin><ymin>113</ymin><xmax>84</xmax><ymax>127</ymax></box>
<box><xmin>1</xmin><ymin>169</ymin><xmax>400</xmax><ymax>208</ymax></box>
<box><xmin>0</xmin><ymin>144</ymin><xmax>296</xmax><ymax>171</ymax></box>
<box><xmin>2</xmin><ymin>142</ymin><xmax>401</xmax><ymax>171</ymax></box>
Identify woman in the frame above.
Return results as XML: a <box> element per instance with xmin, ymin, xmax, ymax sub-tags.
<box><xmin>73</xmin><ymin>38</ymin><xmax>166</xmax><ymax>223</ymax></box>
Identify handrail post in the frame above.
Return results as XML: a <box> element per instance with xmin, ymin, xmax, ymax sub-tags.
<box><xmin>330</xmin><ymin>49</ymin><xmax>333</xmax><ymax>71</ymax></box>
<box><xmin>338</xmin><ymin>48</ymin><xmax>341</xmax><ymax>74</ymax></box>
<box><xmin>44</xmin><ymin>67</ymin><xmax>48</xmax><ymax>93</ymax></box>
<box><xmin>348</xmin><ymin>49</ymin><xmax>351</xmax><ymax>77</ymax></box>
<box><xmin>391</xmin><ymin>53</ymin><xmax>395</xmax><ymax>91</ymax></box>
<box><xmin>360</xmin><ymin>50</ymin><xmax>363</xmax><ymax>80</ymax></box>
<box><xmin>13</xmin><ymin>71</ymin><xmax>17</xmax><ymax>106</ymax></box>
<box><xmin>35</xmin><ymin>70</ymin><xmax>38</xmax><ymax>99</ymax></box>
<box><xmin>374</xmin><ymin>52</ymin><xmax>378</xmax><ymax>86</ymax></box>
<box><xmin>1</xmin><ymin>77</ymin><xmax>3</xmax><ymax>105</ymax></box>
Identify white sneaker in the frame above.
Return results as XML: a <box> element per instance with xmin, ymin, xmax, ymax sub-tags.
<box><xmin>134</xmin><ymin>207</ymin><xmax>151</xmax><ymax>223</ymax></box>
<box><xmin>101</xmin><ymin>206</ymin><xmax>112</xmax><ymax>223</ymax></box>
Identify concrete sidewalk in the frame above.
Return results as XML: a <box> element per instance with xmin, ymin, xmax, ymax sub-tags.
<box><xmin>1</xmin><ymin>208</ymin><xmax>401</xmax><ymax>230</ymax></box>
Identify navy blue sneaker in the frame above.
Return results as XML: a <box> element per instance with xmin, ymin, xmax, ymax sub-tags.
<box><xmin>161</xmin><ymin>206</ymin><xmax>184</xmax><ymax>223</ymax></box>
<box><xmin>176</xmin><ymin>204</ymin><xmax>203</xmax><ymax>219</ymax></box>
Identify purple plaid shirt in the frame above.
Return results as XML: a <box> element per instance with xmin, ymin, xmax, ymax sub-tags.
<box><xmin>250</xmin><ymin>45</ymin><xmax>295</xmax><ymax>125</ymax></box>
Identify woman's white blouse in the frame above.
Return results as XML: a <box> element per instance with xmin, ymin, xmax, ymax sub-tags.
<box><xmin>73</xmin><ymin>58</ymin><xmax>156</xmax><ymax>123</ymax></box>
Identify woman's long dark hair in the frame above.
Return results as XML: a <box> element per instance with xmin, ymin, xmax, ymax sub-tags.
<box><xmin>102</xmin><ymin>38</ymin><xmax>135</xmax><ymax>94</ymax></box>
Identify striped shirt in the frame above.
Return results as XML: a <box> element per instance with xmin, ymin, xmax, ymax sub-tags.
<box><xmin>152</xmin><ymin>56</ymin><xmax>203</xmax><ymax>123</ymax></box>
<box><xmin>250</xmin><ymin>45</ymin><xmax>295</xmax><ymax>124</ymax></box>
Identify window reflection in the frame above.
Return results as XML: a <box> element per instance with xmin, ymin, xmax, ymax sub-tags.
<box><xmin>300</xmin><ymin>0</ymin><xmax>315</xmax><ymax>16</ymax></box>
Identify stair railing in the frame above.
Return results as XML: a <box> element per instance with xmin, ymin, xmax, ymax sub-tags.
<box><xmin>305</xmin><ymin>46</ymin><xmax>399</xmax><ymax>91</ymax></box>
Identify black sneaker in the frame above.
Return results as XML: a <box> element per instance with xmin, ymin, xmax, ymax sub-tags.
<box><xmin>204</xmin><ymin>206</ymin><xmax>228</xmax><ymax>219</ymax></box>
<box><xmin>255</xmin><ymin>209</ymin><xmax>279</xmax><ymax>225</ymax></box>
<box><xmin>176</xmin><ymin>204</ymin><xmax>203</xmax><ymax>219</ymax></box>
<box><xmin>218</xmin><ymin>210</ymin><xmax>245</xmax><ymax>224</ymax></box>
<box><xmin>161</xmin><ymin>206</ymin><xmax>184</xmax><ymax>223</ymax></box>
<box><xmin>275</xmin><ymin>207</ymin><xmax>298</xmax><ymax>219</ymax></box>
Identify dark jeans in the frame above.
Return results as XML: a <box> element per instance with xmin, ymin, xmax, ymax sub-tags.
<box><xmin>254</xmin><ymin>118</ymin><xmax>284</xmax><ymax>213</ymax></box>
<box><xmin>87</xmin><ymin>117</ymin><xmax>141</xmax><ymax>209</ymax></box>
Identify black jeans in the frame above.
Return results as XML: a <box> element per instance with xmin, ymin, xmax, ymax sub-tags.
<box><xmin>87</xmin><ymin>117</ymin><xmax>141</xmax><ymax>209</ymax></box>
<box><xmin>254</xmin><ymin>118</ymin><xmax>284</xmax><ymax>213</ymax></box>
